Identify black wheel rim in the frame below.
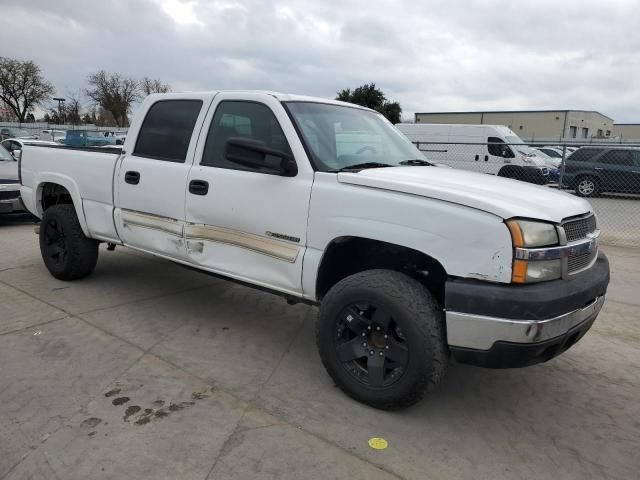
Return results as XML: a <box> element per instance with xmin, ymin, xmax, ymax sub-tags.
<box><xmin>334</xmin><ymin>303</ymin><xmax>409</xmax><ymax>388</ymax></box>
<box><xmin>45</xmin><ymin>219</ymin><xmax>67</xmax><ymax>265</ymax></box>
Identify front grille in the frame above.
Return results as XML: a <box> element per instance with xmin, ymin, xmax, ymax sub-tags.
<box><xmin>0</xmin><ymin>190</ymin><xmax>19</xmax><ymax>200</ymax></box>
<box><xmin>568</xmin><ymin>249</ymin><xmax>597</xmax><ymax>273</ymax></box>
<box><xmin>563</xmin><ymin>215</ymin><xmax>597</xmax><ymax>242</ymax></box>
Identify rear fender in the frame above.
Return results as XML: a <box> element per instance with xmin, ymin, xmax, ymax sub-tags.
<box><xmin>35</xmin><ymin>173</ymin><xmax>90</xmax><ymax>236</ymax></box>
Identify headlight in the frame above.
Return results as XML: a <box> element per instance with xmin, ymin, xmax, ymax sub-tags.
<box><xmin>506</xmin><ymin>219</ymin><xmax>558</xmax><ymax>247</ymax></box>
<box><xmin>521</xmin><ymin>156</ymin><xmax>533</xmax><ymax>163</ymax></box>
<box><xmin>506</xmin><ymin>219</ymin><xmax>561</xmax><ymax>283</ymax></box>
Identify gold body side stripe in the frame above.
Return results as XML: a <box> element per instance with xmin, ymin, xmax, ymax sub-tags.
<box><xmin>120</xmin><ymin>209</ymin><xmax>300</xmax><ymax>263</ymax></box>
<box><xmin>185</xmin><ymin>224</ymin><xmax>300</xmax><ymax>263</ymax></box>
<box><xmin>121</xmin><ymin>209</ymin><xmax>183</xmax><ymax>236</ymax></box>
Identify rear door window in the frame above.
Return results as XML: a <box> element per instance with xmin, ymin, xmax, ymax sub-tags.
<box><xmin>599</xmin><ymin>150</ymin><xmax>634</xmax><ymax>166</ymax></box>
<box><xmin>134</xmin><ymin>100</ymin><xmax>203</xmax><ymax>162</ymax></box>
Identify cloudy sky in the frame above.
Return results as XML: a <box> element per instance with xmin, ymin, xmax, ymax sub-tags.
<box><xmin>2</xmin><ymin>0</ymin><xmax>640</xmax><ymax>121</ymax></box>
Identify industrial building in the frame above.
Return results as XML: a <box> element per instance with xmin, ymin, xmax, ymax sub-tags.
<box><xmin>613</xmin><ymin>123</ymin><xmax>640</xmax><ymax>140</ymax></box>
<box><xmin>414</xmin><ymin>110</ymin><xmax>614</xmax><ymax>142</ymax></box>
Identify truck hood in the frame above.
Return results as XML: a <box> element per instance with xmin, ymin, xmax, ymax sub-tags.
<box><xmin>337</xmin><ymin>166</ymin><xmax>591</xmax><ymax>223</ymax></box>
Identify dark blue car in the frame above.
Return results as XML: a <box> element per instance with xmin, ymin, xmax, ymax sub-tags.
<box><xmin>561</xmin><ymin>147</ymin><xmax>640</xmax><ymax>197</ymax></box>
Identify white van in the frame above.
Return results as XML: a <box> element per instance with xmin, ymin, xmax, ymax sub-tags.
<box><xmin>396</xmin><ymin>124</ymin><xmax>550</xmax><ymax>184</ymax></box>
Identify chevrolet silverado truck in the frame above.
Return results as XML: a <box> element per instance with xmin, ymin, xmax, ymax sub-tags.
<box><xmin>19</xmin><ymin>92</ymin><xmax>609</xmax><ymax>409</ymax></box>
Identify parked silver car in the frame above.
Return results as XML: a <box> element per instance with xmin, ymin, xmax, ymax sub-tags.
<box><xmin>0</xmin><ymin>144</ymin><xmax>23</xmax><ymax>214</ymax></box>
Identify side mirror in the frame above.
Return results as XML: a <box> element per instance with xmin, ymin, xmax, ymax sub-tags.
<box><xmin>12</xmin><ymin>149</ymin><xmax>22</xmax><ymax>161</ymax></box>
<box><xmin>225</xmin><ymin>137</ymin><xmax>297</xmax><ymax>177</ymax></box>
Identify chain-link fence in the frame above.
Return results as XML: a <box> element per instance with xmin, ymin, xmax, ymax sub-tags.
<box><xmin>412</xmin><ymin>140</ymin><xmax>640</xmax><ymax>248</ymax></box>
<box><xmin>0</xmin><ymin>122</ymin><xmax>127</xmax><ymax>142</ymax></box>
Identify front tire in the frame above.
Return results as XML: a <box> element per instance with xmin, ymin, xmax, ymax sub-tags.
<box><xmin>39</xmin><ymin>204</ymin><xmax>99</xmax><ymax>280</ymax></box>
<box><xmin>575</xmin><ymin>175</ymin><xmax>600</xmax><ymax>197</ymax></box>
<box><xmin>316</xmin><ymin>270</ymin><xmax>448</xmax><ymax>410</ymax></box>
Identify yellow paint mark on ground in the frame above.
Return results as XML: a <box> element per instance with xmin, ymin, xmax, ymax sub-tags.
<box><xmin>368</xmin><ymin>437</ymin><xmax>388</xmax><ymax>450</ymax></box>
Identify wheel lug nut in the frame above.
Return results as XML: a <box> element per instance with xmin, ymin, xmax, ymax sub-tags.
<box><xmin>385</xmin><ymin>345</ymin><xmax>389</xmax><ymax>350</ymax></box>
<box><xmin>379</xmin><ymin>351</ymin><xmax>384</xmax><ymax>357</ymax></box>
<box><xmin>383</xmin><ymin>334</ymin><xmax>388</xmax><ymax>339</ymax></box>
<box><xmin>361</xmin><ymin>332</ymin><xmax>366</xmax><ymax>337</ymax></box>
<box><xmin>362</xmin><ymin>342</ymin><xmax>368</xmax><ymax>347</ymax></box>
<box><xmin>369</xmin><ymin>350</ymin><xmax>374</xmax><ymax>356</ymax></box>
<box><xmin>376</xmin><ymin>326</ymin><xmax>381</xmax><ymax>331</ymax></box>
<box><xmin>367</xmin><ymin>326</ymin><xmax>372</xmax><ymax>330</ymax></box>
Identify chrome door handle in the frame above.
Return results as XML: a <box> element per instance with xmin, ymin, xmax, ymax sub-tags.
<box><xmin>594</xmin><ymin>167</ymin><xmax>603</xmax><ymax>170</ymax></box>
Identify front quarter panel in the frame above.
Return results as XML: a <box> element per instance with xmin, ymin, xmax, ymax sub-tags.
<box><xmin>303</xmin><ymin>173</ymin><xmax>513</xmax><ymax>299</ymax></box>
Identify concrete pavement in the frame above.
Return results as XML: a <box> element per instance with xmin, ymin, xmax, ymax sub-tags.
<box><xmin>1</xmin><ymin>217</ymin><xmax>639</xmax><ymax>480</ymax></box>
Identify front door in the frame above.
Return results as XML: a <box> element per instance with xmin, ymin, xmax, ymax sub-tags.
<box><xmin>115</xmin><ymin>95</ymin><xmax>213</xmax><ymax>259</ymax></box>
<box><xmin>184</xmin><ymin>93</ymin><xmax>314</xmax><ymax>295</ymax></box>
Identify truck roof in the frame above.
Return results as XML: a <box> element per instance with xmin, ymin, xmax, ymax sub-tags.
<box><xmin>146</xmin><ymin>91</ymin><xmax>374</xmax><ymax>112</ymax></box>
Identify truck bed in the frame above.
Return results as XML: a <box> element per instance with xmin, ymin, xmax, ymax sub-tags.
<box><xmin>20</xmin><ymin>144</ymin><xmax>122</xmax><ymax>242</ymax></box>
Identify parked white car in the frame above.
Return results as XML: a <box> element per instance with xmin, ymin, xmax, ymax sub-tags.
<box><xmin>40</xmin><ymin>129</ymin><xmax>67</xmax><ymax>143</ymax></box>
<box><xmin>396</xmin><ymin>123</ymin><xmax>550</xmax><ymax>184</ymax></box>
<box><xmin>2</xmin><ymin>139</ymin><xmax>58</xmax><ymax>161</ymax></box>
<box><xmin>19</xmin><ymin>91</ymin><xmax>609</xmax><ymax>409</ymax></box>
<box><xmin>0</xmin><ymin>144</ymin><xmax>23</xmax><ymax>213</ymax></box>
<box><xmin>0</xmin><ymin>127</ymin><xmax>38</xmax><ymax>141</ymax></box>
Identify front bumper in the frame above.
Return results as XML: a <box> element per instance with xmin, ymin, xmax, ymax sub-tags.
<box><xmin>445</xmin><ymin>253</ymin><xmax>609</xmax><ymax>368</ymax></box>
<box><xmin>522</xmin><ymin>166</ymin><xmax>549</xmax><ymax>185</ymax></box>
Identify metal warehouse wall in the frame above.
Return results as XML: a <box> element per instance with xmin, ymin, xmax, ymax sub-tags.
<box><xmin>613</xmin><ymin>124</ymin><xmax>640</xmax><ymax>140</ymax></box>
<box><xmin>414</xmin><ymin>110</ymin><xmax>615</xmax><ymax>142</ymax></box>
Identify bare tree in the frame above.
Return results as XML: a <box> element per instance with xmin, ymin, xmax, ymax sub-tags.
<box><xmin>0</xmin><ymin>57</ymin><xmax>54</xmax><ymax>122</ymax></box>
<box><xmin>85</xmin><ymin>71</ymin><xmax>140</xmax><ymax>127</ymax></box>
<box><xmin>64</xmin><ymin>93</ymin><xmax>83</xmax><ymax>125</ymax></box>
<box><xmin>141</xmin><ymin>77</ymin><xmax>171</xmax><ymax>96</ymax></box>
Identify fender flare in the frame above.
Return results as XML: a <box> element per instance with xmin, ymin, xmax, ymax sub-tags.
<box><xmin>34</xmin><ymin>172</ymin><xmax>90</xmax><ymax>237</ymax></box>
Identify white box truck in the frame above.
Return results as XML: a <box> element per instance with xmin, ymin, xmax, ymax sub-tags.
<box><xmin>396</xmin><ymin>124</ymin><xmax>550</xmax><ymax>184</ymax></box>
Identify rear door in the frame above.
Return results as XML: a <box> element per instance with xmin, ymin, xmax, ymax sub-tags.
<box><xmin>596</xmin><ymin>150</ymin><xmax>635</xmax><ymax>192</ymax></box>
<box><xmin>114</xmin><ymin>94</ymin><xmax>214</xmax><ymax>260</ymax></box>
<box><xmin>632</xmin><ymin>151</ymin><xmax>640</xmax><ymax>193</ymax></box>
<box><xmin>184</xmin><ymin>93</ymin><xmax>314</xmax><ymax>295</ymax></box>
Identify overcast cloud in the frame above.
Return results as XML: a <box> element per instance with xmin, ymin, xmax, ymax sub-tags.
<box><xmin>2</xmin><ymin>0</ymin><xmax>639</xmax><ymax>121</ymax></box>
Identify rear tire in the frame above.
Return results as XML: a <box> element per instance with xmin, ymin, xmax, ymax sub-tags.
<box><xmin>39</xmin><ymin>204</ymin><xmax>99</xmax><ymax>280</ymax></box>
<box><xmin>316</xmin><ymin>270</ymin><xmax>448</xmax><ymax>410</ymax></box>
<box><xmin>575</xmin><ymin>175</ymin><xmax>600</xmax><ymax>197</ymax></box>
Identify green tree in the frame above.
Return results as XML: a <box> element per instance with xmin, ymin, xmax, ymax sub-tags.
<box><xmin>336</xmin><ymin>83</ymin><xmax>402</xmax><ymax>124</ymax></box>
<box><xmin>0</xmin><ymin>57</ymin><xmax>54</xmax><ymax>122</ymax></box>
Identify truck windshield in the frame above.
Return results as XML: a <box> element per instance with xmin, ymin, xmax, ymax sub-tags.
<box><xmin>285</xmin><ymin>102</ymin><xmax>426</xmax><ymax>172</ymax></box>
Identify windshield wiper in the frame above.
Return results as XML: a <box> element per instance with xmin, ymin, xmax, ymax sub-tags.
<box><xmin>399</xmin><ymin>159</ymin><xmax>433</xmax><ymax>166</ymax></box>
<box><xmin>334</xmin><ymin>162</ymin><xmax>394</xmax><ymax>173</ymax></box>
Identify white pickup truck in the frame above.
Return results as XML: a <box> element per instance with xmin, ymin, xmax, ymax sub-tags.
<box><xmin>19</xmin><ymin>92</ymin><xmax>609</xmax><ymax>409</ymax></box>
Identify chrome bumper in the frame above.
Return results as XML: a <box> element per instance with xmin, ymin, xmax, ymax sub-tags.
<box><xmin>446</xmin><ymin>295</ymin><xmax>604</xmax><ymax>350</ymax></box>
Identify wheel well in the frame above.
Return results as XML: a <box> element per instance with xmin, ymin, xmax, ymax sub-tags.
<box><xmin>498</xmin><ymin>165</ymin><xmax>522</xmax><ymax>179</ymax></box>
<box><xmin>40</xmin><ymin>183</ymin><xmax>73</xmax><ymax>211</ymax></box>
<box><xmin>315</xmin><ymin>237</ymin><xmax>447</xmax><ymax>306</ymax></box>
